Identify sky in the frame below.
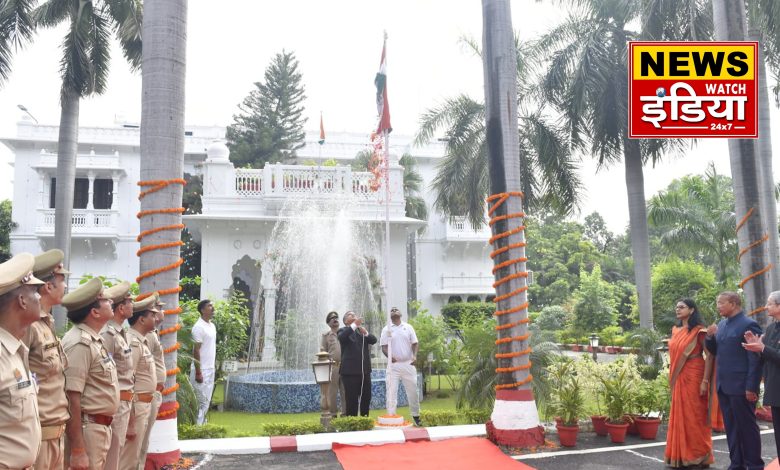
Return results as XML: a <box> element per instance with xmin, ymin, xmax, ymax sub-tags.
<box><xmin>0</xmin><ymin>0</ymin><xmax>778</xmax><ymax>233</ymax></box>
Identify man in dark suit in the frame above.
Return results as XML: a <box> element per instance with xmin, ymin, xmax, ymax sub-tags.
<box><xmin>743</xmin><ymin>291</ymin><xmax>780</xmax><ymax>459</ymax></box>
<box><xmin>706</xmin><ymin>291</ymin><xmax>763</xmax><ymax>470</ymax></box>
<box><xmin>338</xmin><ymin>311</ymin><xmax>377</xmax><ymax>416</ymax></box>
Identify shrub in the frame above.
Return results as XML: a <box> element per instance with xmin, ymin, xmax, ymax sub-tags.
<box><xmin>651</xmin><ymin>259</ymin><xmax>716</xmax><ymax>333</ymax></box>
<box><xmin>463</xmin><ymin>409</ymin><xmax>491</xmax><ymax>424</ymax></box>
<box><xmin>599</xmin><ymin>326</ymin><xmax>623</xmax><ymax>346</ymax></box>
<box><xmin>263</xmin><ymin>421</ymin><xmax>325</xmax><ymax>436</ymax></box>
<box><xmin>420</xmin><ymin>410</ymin><xmax>457</xmax><ymax>426</ymax></box>
<box><xmin>330</xmin><ymin>416</ymin><xmax>375</xmax><ymax>432</ymax></box>
<box><xmin>176</xmin><ymin>372</ymin><xmax>198</xmax><ymax>426</ymax></box>
<box><xmin>572</xmin><ymin>264</ymin><xmax>618</xmax><ymax>333</ymax></box>
<box><xmin>440</xmin><ymin>302</ymin><xmax>495</xmax><ymax>326</ymax></box>
<box><xmin>536</xmin><ymin>306</ymin><xmax>569</xmax><ymax>331</ymax></box>
<box><xmin>178</xmin><ymin>423</ymin><xmax>227</xmax><ymax>440</ymax></box>
<box><xmin>435</xmin><ymin>390</ymin><xmax>451</xmax><ymax>399</ymax></box>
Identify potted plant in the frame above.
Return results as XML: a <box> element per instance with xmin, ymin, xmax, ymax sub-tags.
<box><xmin>551</xmin><ymin>376</ymin><xmax>585</xmax><ymax>447</ymax></box>
<box><xmin>601</xmin><ymin>368</ymin><xmax>634</xmax><ymax>443</ymax></box>
<box><xmin>634</xmin><ymin>381</ymin><xmax>662</xmax><ymax>440</ymax></box>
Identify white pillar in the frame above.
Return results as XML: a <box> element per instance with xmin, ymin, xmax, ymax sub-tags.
<box><xmin>111</xmin><ymin>174</ymin><xmax>119</xmax><ymax>210</ymax></box>
<box><xmin>86</xmin><ymin>172</ymin><xmax>95</xmax><ymax>210</ymax></box>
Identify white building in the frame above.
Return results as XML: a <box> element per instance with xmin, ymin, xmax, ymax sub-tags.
<box><xmin>3</xmin><ymin>119</ymin><xmax>495</xmax><ymax>319</ymax></box>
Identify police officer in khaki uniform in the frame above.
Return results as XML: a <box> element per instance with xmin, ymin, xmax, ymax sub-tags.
<box><xmin>119</xmin><ymin>297</ymin><xmax>158</xmax><ymax>470</ymax></box>
<box><xmin>137</xmin><ymin>293</ymin><xmax>166</xmax><ymax>467</ymax></box>
<box><xmin>23</xmin><ymin>249</ymin><xmax>71</xmax><ymax>470</ymax></box>
<box><xmin>320</xmin><ymin>311</ymin><xmax>345</xmax><ymax>416</ymax></box>
<box><xmin>0</xmin><ymin>253</ymin><xmax>44</xmax><ymax>469</ymax></box>
<box><xmin>101</xmin><ymin>281</ymin><xmax>135</xmax><ymax>470</ymax></box>
<box><xmin>61</xmin><ymin>278</ymin><xmax>119</xmax><ymax>470</ymax></box>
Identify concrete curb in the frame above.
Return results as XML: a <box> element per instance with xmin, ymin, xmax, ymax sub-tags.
<box><xmin>179</xmin><ymin>424</ymin><xmax>487</xmax><ymax>455</ymax></box>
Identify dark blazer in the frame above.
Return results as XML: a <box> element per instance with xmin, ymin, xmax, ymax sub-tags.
<box><xmin>761</xmin><ymin>322</ymin><xmax>780</xmax><ymax>407</ymax></box>
<box><xmin>337</xmin><ymin>325</ymin><xmax>377</xmax><ymax>376</ymax></box>
<box><xmin>705</xmin><ymin>311</ymin><xmax>763</xmax><ymax>395</ymax></box>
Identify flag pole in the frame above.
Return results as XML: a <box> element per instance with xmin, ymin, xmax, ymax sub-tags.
<box><xmin>384</xmin><ymin>129</ymin><xmax>391</xmax><ymax>332</ymax></box>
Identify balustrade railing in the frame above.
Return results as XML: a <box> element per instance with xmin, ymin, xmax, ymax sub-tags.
<box><xmin>38</xmin><ymin>209</ymin><xmax>117</xmax><ymax>232</ymax></box>
<box><xmin>230</xmin><ymin>165</ymin><xmax>376</xmax><ymax>199</ymax></box>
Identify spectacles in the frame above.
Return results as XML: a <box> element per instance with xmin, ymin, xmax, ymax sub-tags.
<box><xmin>675</xmin><ymin>305</ymin><xmax>688</xmax><ymax>310</ymax></box>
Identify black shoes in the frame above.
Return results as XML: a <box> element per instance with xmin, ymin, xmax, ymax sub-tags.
<box><xmin>413</xmin><ymin>416</ymin><xmax>422</xmax><ymax>427</ymax></box>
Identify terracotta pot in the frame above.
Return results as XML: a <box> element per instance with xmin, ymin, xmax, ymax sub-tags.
<box><xmin>635</xmin><ymin>417</ymin><xmax>661</xmax><ymax>440</ymax></box>
<box><xmin>556</xmin><ymin>423</ymin><xmax>579</xmax><ymax>447</ymax></box>
<box><xmin>591</xmin><ymin>415</ymin><xmax>608</xmax><ymax>436</ymax></box>
<box><xmin>605</xmin><ymin>421</ymin><xmax>629</xmax><ymax>443</ymax></box>
<box><xmin>606</xmin><ymin>346</ymin><xmax>615</xmax><ymax>354</ymax></box>
<box><xmin>571</xmin><ymin>345</ymin><xmax>581</xmax><ymax>352</ymax></box>
<box><xmin>624</xmin><ymin>414</ymin><xmax>640</xmax><ymax>435</ymax></box>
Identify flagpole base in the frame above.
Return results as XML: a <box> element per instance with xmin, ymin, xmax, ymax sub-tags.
<box><xmin>145</xmin><ymin>404</ymin><xmax>180</xmax><ymax>469</ymax></box>
<box><xmin>487</xmin><ymin>390</ymin><xmax>545</xmax><ymax>448</ymax></box>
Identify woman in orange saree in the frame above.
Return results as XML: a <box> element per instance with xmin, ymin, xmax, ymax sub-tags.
<box><xmin>665</xmin><ymin>298</ymin><xmax>715</xmax><ymax>468</ymax></box>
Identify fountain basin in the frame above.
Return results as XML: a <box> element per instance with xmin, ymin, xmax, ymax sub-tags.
<box><xmin>225</xmin><ymin>369</ymin><xmax>423</xmax><ymax>413</ymax></box>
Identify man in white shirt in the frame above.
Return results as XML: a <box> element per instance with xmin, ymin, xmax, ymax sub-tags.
<box><xmin>191</xmin><ymin>299</ymin><xmax>217</xmax><ymax>425</ymax></box>
<box><xmin>380</xmin><ymin>307</ymin><xmax>421</xmax><ymax>426</ymax></box>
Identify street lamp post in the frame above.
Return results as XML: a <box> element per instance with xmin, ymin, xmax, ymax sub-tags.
<box><xmin>17</xmin><ymin>104</ymin><xmax>39</xmax><ymax>123</ymax></box>
<box><xmin>312</xmin><ymin>351</ymin><xmax>334</xmax><ymax>429</ymax></box>
<box><xmin>589</xmin><ymin>334</ymin><xmax>600</xmax><ymax>362</ymax></box>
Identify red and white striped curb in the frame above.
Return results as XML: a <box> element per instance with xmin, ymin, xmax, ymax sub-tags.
<box><xmin>178</xmin><ymin>424</ymin><xmax>486</xmax><ymax>455</ymax></box>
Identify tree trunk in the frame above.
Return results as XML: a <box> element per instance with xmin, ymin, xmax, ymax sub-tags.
<box><xmin>623</xmin><ymin>139</ymin><xmax>653</xmax><ymax>329</ymax></box>
<box><xmin>53</xmin><ymin>88</ymin><xmax>79</xmax><ymax>330</ymax></box>
<box><xmin>482</xmin><ymin>0</ymin><xmax>543</xmax><ymax>448</ymax></box>
<box><xmin>751</xmin><ymin>28</ymin><xmax>780</xmax><ymax>292</ymax></box>
<box><xmin>140</xmin><ymin>0</ymin><xmax>187</xmax><ymax>465</ymax></box>
<box><xmin>713</xmin><ymin>0</ymin><xmax>770</xmax><ymax>326</ymax></box>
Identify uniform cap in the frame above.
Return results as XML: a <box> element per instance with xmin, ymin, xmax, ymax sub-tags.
<box><xmin>0</xmin><ymin>253</ymin><xmax>45</xmax><ymax>296</ymax></box>
<box><xmin>33</xmin><ymin>249</ymin><xmax>71</xmax><ymax>278</ymax></box>
<box><xmin>61</xmin><ymin>278</ymin><xmax>104</xmax><ymax>311</ymax></box>
<box><xmin>153</xmin><ymin>291</ymin><xmax>166</xmax><ymax>307</ymax></box>
<box><xmin>104</xmin><ymin>281</ymin><xmax>132</xmax><ymax>304</ymax></box>
<box><xmin>133</xmin><ymin>296</ymin><xmax>158</xmax><ymax>314</ymax></box>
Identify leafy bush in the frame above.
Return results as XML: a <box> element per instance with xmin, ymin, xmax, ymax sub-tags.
<box><xmin>572</xmin><ymin>264</ymin><xmax>618</xmax><ymax>333</ymax></box>
<box><xmin>536</xmin><ymin>306</ymin><xmax>569</xmax><ymax>331</ymax></box>
<box><xmin>178</xmin><ymin>423</ymin><xmax>227</xmax><ymax>439</ymax></box>
<box><xmin>651</xmin><ymin>259</ymin><xmax>716</xmax><ymax>333</ymax></box>
<box><xmin>263</xmin><ymin>421</ymin><xmax>325</xmax><ymax>436</ymax></box>
<box><xmin>440</xmin><ymin>302</ymin><xmax>495</xmax><ymax>326</ymax></box>
<box><xmin>435</xmin><ymin>390</ymin><xmax>451</xmax><ymax>399</ymax></box>
<box><xmin>599</xmin><ymin>326</ymin><xmax>623</xmax><ymax>346</ymax></box>
<box><xmin>176</xmin><ymin>372</ymin><xmax>198</xmax><ymax>426</ymax></box>
<box><xmin>330</xmin><ymin>416</ymin><xmax>375</xmax><ymax>432</ymax></box>
<box><xmin>548</xmin><ymin>359</ymin><xmax>585</xmax><ymax>425</ymax></box>
<box><xmin>420</xmin><ymin>410</ymin><xmax>457</xmax><ymax>426</ymax></box>
<box><xmin>463</xmin><ymin>409</ymin><xmax>491</xmax><ymax>424</ymax></box>
<box><xmin>407</xmin><ymin>302</ymin><xmax>447</xmax><ymax>376</ymax></box>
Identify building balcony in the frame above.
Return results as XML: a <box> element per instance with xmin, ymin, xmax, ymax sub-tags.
<box><xmin>445</xmin><ymin>217</ymin><xmax>492</xmax><ymax>241</ymax></box>
<box><xmin>35</xmin><ymin>209</ymin><xmax>119</xmax><ymax>237</ymax></box>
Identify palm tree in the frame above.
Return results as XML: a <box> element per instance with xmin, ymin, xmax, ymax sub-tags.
<box><xmin>533</xmin><ymin>0</ymin><xmax>702</xmax><ymax>329</ymax></box>
<box><xmin>0</xmin><ymin>0</ymin><xmax>35</xmax><ymax>84</ymax></box>
<box><xmin>138</xmin><ymin>0</ymin><xmax>186</xmax><ymax>465</ymax></box>
<box><xmin>481</xmin><ymin>0</ymin><xmax>543</xmax><ymax>448</ymax></box>
<box><xmin>415</xmin><ymin>49</ymin><xmax>582</xmax><ymax>230</ymax></box>
<box><xmin>34</xmin><ymin>0</ymin><xmax>142</xmax><ymax>271</ymax></box>
<box><xmin>352</xmin><ymin>150</ymin><xmax>428</xmax><ymax>221</ymax></box>
<box><xmin>647</xmin><ymin>163</ymin><xmax>738</xmax><ymax>285</ymax></box>
<box><xmin>713</xmin><ymin>0</ymin><xmax>770</xmax><ymax>325</ymax></box>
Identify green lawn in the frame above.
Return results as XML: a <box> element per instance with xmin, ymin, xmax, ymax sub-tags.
<box><xmin>206</xmin><ymin>376</ymin><xmax>459</xmax><ymax>437</ymax></box>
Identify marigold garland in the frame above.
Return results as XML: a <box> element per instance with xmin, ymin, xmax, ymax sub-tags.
<box><xmin>137</xmin><ymin>241</ymin><xmax>184</xmax><ymax>256</ymax></box>
<box><xmin>137</xmin><ymin>224</ymin><xmax>186</xmax><ymax>242</ymax></box>
<box><xmin>734</xmin><ymin>206</ymin><xmax>773</xmax><ymax>304</ymax></box>
<box><xmin>163</xmin><ymin>307</ymin><xmax>183</xmax><ymax>316</ymax></box>
<box><xmin>137</xmin><ymin>178</ymin><xmax>187</xmax><ymax>419</ymax></box>
<box><xmin>157</xmin><ymin>402</ymin><xmax>180</xmax><ymax>419</ymax></box>
<box><xmin>487</xmin><ymin>191</ymin><xmax>533</xmax><ymax>392</ymax></box>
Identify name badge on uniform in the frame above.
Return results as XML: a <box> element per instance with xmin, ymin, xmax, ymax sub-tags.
<box><xmin>16</xmin><ymin>380</ymin><xmax>31</xmax><ymax>390</ymax></box>
<box><xmin>44</xmin><ymin>341</ymin><xmax>59</xmax><ymax>351</ymax></box>
<box><xmin>102</xmin><ymin>356</ymin><xmax>113</xmax><ymax>365</ymax></box>
<box><xmin>123</xmin><ymin>348</ymin><xmax>132</xmax><ymax>356</ymax></box>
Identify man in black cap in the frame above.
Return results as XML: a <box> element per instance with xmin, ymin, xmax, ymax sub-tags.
<box><xmin>320</xmin><ymin>311</ymin><xmax>345</xmax><ymax>417</ymax></box>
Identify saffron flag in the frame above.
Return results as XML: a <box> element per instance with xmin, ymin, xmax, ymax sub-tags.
<box><xmin>319</xmin><ymin>112</ymin><xmax>325</xmax><ymax>145</ymax></box>
<box><xmin>375</xmin><ymin>37</ymin><xmax>392</xmax><ymax>134</ymax></box>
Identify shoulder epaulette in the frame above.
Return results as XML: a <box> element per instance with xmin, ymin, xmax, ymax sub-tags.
<box><xmin>79</xmin><ymin>329</ymin><xmax>93</xmax><ymax>346</ymax></box>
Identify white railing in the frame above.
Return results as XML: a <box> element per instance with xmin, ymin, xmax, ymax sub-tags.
<box><xmin>441</xmin><ymin>275</ymin><xmax>495</xmax><ymax>290</ymax></box>
<box><xmin>38</xmin><ymin>209</ymin><xmax>118</xmax><ymax>233</ymax></box>
<box><xmin>230</xmin><ymin>165</ymin><xmax>378</xmax><ymax>200</ymax></box>
<box><xmin>446</xmin><ymin>216</ymin><xmax>492</xmax><ymax>240</ymax></box>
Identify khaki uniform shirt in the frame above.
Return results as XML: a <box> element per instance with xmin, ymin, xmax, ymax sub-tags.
<box><xmin>321</xmin><ymin>330</ymin><xmax>342</xmax><ymax>364</ymax></box>
<box><xmin>23</xmin><ymin>310</ymin><xmax>69</xmax><ymax>426</ymax></box>
<box><xmin>100</xmin><ymin>320</ymin><xmax>134</xmax><ymax>392</ymax></box>
<box><xmin>62</xmin><ymin>323</ymin><xmax>119</xmax><ymax>416</ymax></box>
<box><xmin>127</xmin><ymin>329</ymin><xmax>157</xmax><ymax>394</ymax></box>
<box><xmin>146</xmin><ymin>330</ymin><xmax>165</xmax><ymax>388</ymax></box>
<box><xmin>0</xmin><ymin>327</ymin><xmax>41</xmax><ymax>469</ymax></box>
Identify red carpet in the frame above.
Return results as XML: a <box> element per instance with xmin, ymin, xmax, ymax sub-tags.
<box><xmin>333</xmin><ymin>437</ymin><xmax>534</xmax><ymax>470</ymax></box>
<box><xmin>767</xmin><ymin>457</ymin><xmax>780</xmax><ymax>469</ymax></box>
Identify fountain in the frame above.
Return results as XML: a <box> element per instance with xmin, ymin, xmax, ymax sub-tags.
<box><xmin>225</xmin><ymin>195</ymin><xmax>422</xmax><ymax>413</ymax></box>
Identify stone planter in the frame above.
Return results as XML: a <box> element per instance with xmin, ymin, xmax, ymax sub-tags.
<box><xmin>556</xmin><ymin>423</ymin><xmax>579</xmax><ymax>447</ymax></box>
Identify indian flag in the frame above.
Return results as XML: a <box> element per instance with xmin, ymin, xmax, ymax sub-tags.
<box><xmin>375</xmin><ymin>36</ymin><xmax>392</xmax><ymax>134</ymax></box>
<box><xmin>319</xmin><ymin>112</ymin><xmax>325</xmax><ymax>145</ymax></box>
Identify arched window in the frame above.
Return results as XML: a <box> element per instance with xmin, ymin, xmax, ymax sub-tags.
<box><xmin>447</xmin><ymin>295</ymin><xmax>462</xmax><ymax>304</ymax></box>
<box><xmin>467</xmin><ymin>295</ymin><xmax>481</xmax><ymax>303</ymax></box>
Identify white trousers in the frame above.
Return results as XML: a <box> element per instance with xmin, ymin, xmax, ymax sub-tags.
<box><xmin>191</xmin><ymin>368</ymin><xmax>215</xmax><ymax>425</ymax></box>
<box><xmin>386</xmin><ymin>362</ymin><xmax>420</xmax><ymax>416</ymax></box>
